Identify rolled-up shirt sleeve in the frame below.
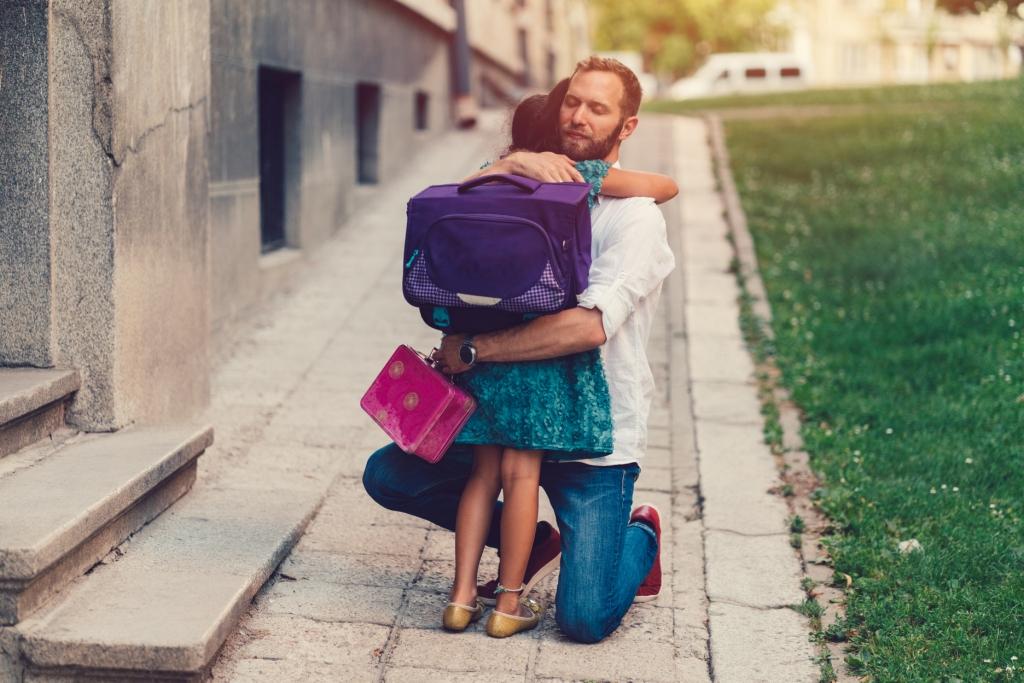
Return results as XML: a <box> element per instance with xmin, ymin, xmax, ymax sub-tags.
<box><xmin>577</xmin><ymin>199</ymin><xmax>676</xmax><ymax>339</ymax></box>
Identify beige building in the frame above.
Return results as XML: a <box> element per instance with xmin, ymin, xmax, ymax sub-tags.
<box><xmin>778</xmin><ymin>0</ymin><xmax>1023</xmax><ymax>85</ymax></box>
<box><xmin>465</xmin><ymin>0</ymin><xmax>592</xmax><ymax>104</ymax></box>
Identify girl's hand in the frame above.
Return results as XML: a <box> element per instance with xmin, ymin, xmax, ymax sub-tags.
<box><xmin>507</xmin><ymin>151</ymin><xmax>584</xmax><ymax>183</ymax></box>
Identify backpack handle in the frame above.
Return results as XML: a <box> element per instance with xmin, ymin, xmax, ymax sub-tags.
<box><xmin>457</xmin><ymin>173</ymin><xmax>541</xmax><ymax>194</ymax></box>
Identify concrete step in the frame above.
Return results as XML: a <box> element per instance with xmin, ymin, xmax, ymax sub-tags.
<box><xmin>9</xmin><ymin>482</ymin><xmax>322</xmax><ymax>682</ymax></box>
<box><xmin>0</xmin><ymin>369</ymin><xmax>80</xmax><ymax>459</ymax></box>
<box><xmin>0</xmin><ymin>425</ymin><xmax>214</xmax><ymax>625</ymax></box>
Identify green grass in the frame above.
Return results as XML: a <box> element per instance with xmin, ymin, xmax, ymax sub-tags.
<box><xmin>643</xmin><ymin>78</ymin><xmax>1022</xmax><ymax>113</ymax></box>
<box><xmin>710</xmin><ymin>80</ymin><xmax>1024</xmax><ymax>680</ymax></box>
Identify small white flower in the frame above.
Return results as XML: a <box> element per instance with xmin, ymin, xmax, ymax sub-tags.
<box><xmin>953</xmin><ymin>486</ymin><xmax>960</xmax><ymax>492</ymax></box>
<box><xmin>898</xmin><ymin>539</ymin><xmax>923</xmax><ymax>554</ymax></box>
<box><xmin>965</xmin><ymin>458</ymin><xmax>974</xmax><ymax>464</ymax></box>
<box><xmin>991</xmin><ymin>504</ymin><xmax>997</xmax><ymax>509</ymax></box>
<box><xmin>930</xmin><ymin>487</ymin><xmax>937</xmax><ymax>494</ymax></box>
<box><xmin>885</xmin><ymin>428</ymin><xmax>894</xmax><ymax>435</ymax></box>
<box><xmin>941</xmin><ymin>484</ymin><xmax>948</xmax><ymax>490</ymax></box>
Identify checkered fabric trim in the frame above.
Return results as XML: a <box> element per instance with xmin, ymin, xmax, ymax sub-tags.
<box><xmin>499</xmin><ymin>262</ymin><xmax>565</xmax><ymax>312</ymax></box>
<box><xmin>403</xmin><ymin>254</ymin><xmax>565</xmax><ymax>314</ymax></box>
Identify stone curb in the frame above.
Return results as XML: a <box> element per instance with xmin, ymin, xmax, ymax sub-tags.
<box><xmin>705</xmin><ymin>114</ymin><xmax>857</xmax><ymax>682</ymax></box>
<box><xmin>676</xmin><ymin>116</ymin><xmax>818</xmax><ymax>682</ymax></box>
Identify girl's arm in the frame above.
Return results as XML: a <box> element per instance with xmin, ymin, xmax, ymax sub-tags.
<box><xmin>601</xmin><ymin>168</ymin><xmax>678</xmax><ymax>204</ymax></box>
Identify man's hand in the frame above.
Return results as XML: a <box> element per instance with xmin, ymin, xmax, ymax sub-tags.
<box><xmin>436</xmin><ymin>334</ymin><xmax>470</xmax><ymax>375</ymax></box>
<box><xmin>493</xmin><ymin>151</ymin><xmax>584</xmax><ymax>183</ymax></box>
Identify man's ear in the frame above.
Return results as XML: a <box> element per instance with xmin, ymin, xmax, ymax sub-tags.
<box><xmin>618</xmin><ymin>116</ymin><xmax>639</xmax><ymax>142</ymax></box>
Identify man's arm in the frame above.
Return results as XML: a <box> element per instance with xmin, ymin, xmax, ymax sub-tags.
<box><xmin>435</xmin><ymin>307</ymin><xmax>605</xmax><ymax>374</ymax></box>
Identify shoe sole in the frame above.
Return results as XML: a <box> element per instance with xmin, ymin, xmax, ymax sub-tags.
<box><xmin>479</xmin><ymin>551</ymin><xmax>561</xmax><ymax>606</ymax></box>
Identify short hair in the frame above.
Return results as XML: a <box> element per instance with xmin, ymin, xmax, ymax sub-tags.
<box><xmin>571</xmin><ymin>56</ymin><xmax>643</xmax><ymax>118</ymax></box>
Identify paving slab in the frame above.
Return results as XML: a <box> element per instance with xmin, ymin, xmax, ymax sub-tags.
<box><xmin>691</xmin><ymin>380</ymin><xmax>762</xmax><ymax>425</ymax></box>
<box><xmin>704</xmin><ymin>531</ymin><xmax>806</xmax><ymax>607</ymax></box>
<box><xmin>696</xmin><ymin>421</ymin><xmax>789</xmax><ymax>536</ymax></box>
<box><xmin>534</xmin><ymin>632</ymin><xmax>677</xmax><ymax>682</ymax></box>
<box><xmin>685</xmin><ymin>302</ymin><xmax>744</xmax><ymax>339</ymax></box>
<box><xmin>261</xmin><ymin>578</ymin><xmax>404</xmax><ymax>626</ymax></box>
<box><xmin>388</xmin><ymin>627</ymin><xmax>534</xmax><ymax>674</ymax></box>
<box><xmin>688</xmin><ymin>336</ymin><xmax>756</xmax><ymax>383</ymax></box>
<box><xmin>707</xmin><ymin>603</ymin><xmax>818</xmax><ymax>683</ymax></box>
<box><xmin>210</xmin><ymin>613</ymin><xmax>388</xmax><ymax>681</ymax></box>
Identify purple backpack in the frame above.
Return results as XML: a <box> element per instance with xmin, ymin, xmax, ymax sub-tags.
<box><xmin>402</xmin><ymin>174</ymin><xmax>593</xmax><ymax>333</ymax></box>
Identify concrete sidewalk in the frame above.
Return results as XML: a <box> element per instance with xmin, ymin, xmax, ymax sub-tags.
<box><xmin>204</xmin><ymin>114</ymin><xmax>817</xmax><ymax>682</ymax></box>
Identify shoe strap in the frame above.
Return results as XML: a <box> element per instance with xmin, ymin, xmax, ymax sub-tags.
<box><xmin>494</xmin><ymin>582</ymin><xmax>525</xmax><ymax>595</ymax></box>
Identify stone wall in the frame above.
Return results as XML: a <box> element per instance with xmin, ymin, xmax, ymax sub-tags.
<box><xmin>208</xmin><ymin>0</ymin><xmax>452</xmax><ymax>335</ymax></box>
<box><xmin>0</xmin><ymin>0</ymin><xmax>52</xmax><ymax>368</ymax></box>
<box><xmin>1</xmin><ymin>0</ymin><xmax>211</xmax><ymax>429</ymax></box>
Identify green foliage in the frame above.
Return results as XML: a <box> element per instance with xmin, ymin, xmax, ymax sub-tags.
<box><xmin>719</xmin><ymin>79</ymin><xmax>1024</xmax><ymax>680</ymax></box>
<box><xmin>589</xmin><ymin>0</ymin><xmax>784</xmax><ymax>77</ymax></box>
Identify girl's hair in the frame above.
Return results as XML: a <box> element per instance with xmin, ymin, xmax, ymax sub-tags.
<box><xmin>506</xmin><ymin>78</ymin><xmax>569</xmax><ymax>156</ymax></box>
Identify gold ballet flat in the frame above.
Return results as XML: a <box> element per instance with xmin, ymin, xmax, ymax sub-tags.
<box><xmin>442</xmin><ymin>598</ymin><xmax>485</xmax><ymax>632</ymax></box>
<box><xmin>484</xmin><ymin>597</ymin><xmax>543</xmax><ymax>638</ymax></box>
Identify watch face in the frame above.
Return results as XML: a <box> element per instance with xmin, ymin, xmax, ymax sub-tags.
<box><xmin>459</xmin><ymin>344</ymin><xmax>474</xmax><ymax>365</ymax></box>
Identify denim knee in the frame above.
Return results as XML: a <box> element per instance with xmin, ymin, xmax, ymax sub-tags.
<box><xmin>361</xmin><ymin>446</ymin><xmax>404</xmax><ymax>510</ymax></box>
<box><xmin>554</xmin><ymin>600</ymin><xmax>616</xmax><ymax>644</ymax></box>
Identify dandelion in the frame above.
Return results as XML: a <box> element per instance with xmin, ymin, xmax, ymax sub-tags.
<box><xmin>965</xmin><ymin>458</ymin><xmax>974</xmax><ymax>464</ymax></box>
<box><xmin>930</xmin><ymin>487</ymin><xmax>937</xmax><ymax>494</ymax></box>
<box><xmin>953</xmin><ymin>486</ymin><xmax>960</xmax><ymax>492</ymax></box>
<box><xmin>941</xmin><ymin>484</ymin><xmax>948</xmax><ymax>490</ymax></box>
<box><xmin>885</xmin><ymin>427</ymin><xmax>894</xmax><ymax>435</ymax></box>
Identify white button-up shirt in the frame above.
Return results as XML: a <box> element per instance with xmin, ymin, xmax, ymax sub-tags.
<box><xmin>573</xmin><ymin>192</ymin><xmax>675</xmax><ymax>467</ymax></box>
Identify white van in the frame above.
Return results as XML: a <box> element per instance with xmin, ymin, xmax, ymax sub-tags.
<box><xmin>667</xmin><ymin>53</ymin><xmax>811</xmax><ymax>100</ymax></box>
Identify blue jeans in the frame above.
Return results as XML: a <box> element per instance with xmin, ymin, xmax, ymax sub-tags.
<box><xmin>362</xmin><ymin>443</ymin><xmax>658</xmax><ymax>643</ymax></box>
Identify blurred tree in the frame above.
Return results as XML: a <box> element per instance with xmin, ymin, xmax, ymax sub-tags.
<box><xmin>590</xmin><ymin>0</ymin><xmax>784</xmax><ymax>77</ymax></box>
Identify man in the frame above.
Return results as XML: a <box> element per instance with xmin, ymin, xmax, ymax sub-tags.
<box><xmin>362</xmin><ymin>56</ymin><xmax>675</xmax><ymax>643</ymax></box>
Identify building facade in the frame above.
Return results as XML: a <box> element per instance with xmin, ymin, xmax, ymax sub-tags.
<box><xmin>1</xmin><ymin>0</ymin><xmax>591</xmax><ymax>431</ymax></box>
<box><xmin>778</xmin><ymin>0</ymin><xmax>1023</xmax><ymax>85</ymax></box>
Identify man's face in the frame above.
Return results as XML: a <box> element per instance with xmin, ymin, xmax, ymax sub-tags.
<box><xmin>558</xmin><ymin>70</ymin><xmax>636</xmax><ymax>162</ymax></box>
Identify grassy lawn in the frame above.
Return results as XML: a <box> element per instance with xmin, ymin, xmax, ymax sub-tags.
<box><xmin>644</xmin><ymin>78</ymin><xmax>1020</xmax><ymax>113</ymax></box>
<box><xmin>710</xmin><ymin>79</ymin><xmax>1024</xmax><ymax>680</ymax></box>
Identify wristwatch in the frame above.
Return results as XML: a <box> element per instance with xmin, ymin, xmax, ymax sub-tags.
<box><xmin>458</xmin><ymin>336</ymin><xmax>477</xmax><ymax>368</ymax></box>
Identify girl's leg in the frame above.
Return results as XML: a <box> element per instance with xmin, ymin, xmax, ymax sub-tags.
<box><xmin>494</xmin><ymin>447</ymin><xmax>543</xmax><ymax>616</ymax></box>
<box><xmin>451</xmin><ymin>445</ymin><xmax>502</xmax><ymax>605</ymax></box>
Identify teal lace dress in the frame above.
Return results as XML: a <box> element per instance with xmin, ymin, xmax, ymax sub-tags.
<box><xmin>454</xmin><ymin>160</ymin><xmax>613</xmax><ymax>460</ymax></box>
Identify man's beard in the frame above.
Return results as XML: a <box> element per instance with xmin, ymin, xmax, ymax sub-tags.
<box><xmin>560</xmin><ymin>120</ymin><xmax>624</xmax><ymax>161</ymax></box>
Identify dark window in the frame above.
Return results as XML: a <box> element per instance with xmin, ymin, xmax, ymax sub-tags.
<box><xmin>781</xmin><ymin>67</ymin><xmax>802</xmax><ymax>78</ymax></box>
<box><xmin>356</xmin><ymin>82</ymin><xmax>382</xmax><ymax>184</ymax></box>
<box><xmin>745</xmin><ymin>68</ymin><xmax>767</xmax><ymax>79</ymax></box>
<box><xmin>258</xmin><ymin>66</ymin><xmax>301</xmax><ymax>253</ymax></box>
<box><xmin>415</xmin><ymin>91</ymin><xmax>429</xmax><ymax>131</ymax></box>
<box><xmin>518</xmin><ymin>28</ymin><xmax>530</xmax><ymax>87</ymax></box>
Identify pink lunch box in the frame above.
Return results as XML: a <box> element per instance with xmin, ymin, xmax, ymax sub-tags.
<box><xmin>360</xmin><ymin>345</ymin><xmax>477</xmax><ymax>463</ymax></box>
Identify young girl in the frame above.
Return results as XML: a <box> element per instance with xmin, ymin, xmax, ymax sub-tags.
<box><xmin>441</xmin><ymin>79</ymin><xmax>678</xmax><ymax>638</ymax></box>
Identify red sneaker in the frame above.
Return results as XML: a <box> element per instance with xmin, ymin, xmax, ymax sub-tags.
<box><xmin>478</xmin><ymin>521</ymin><xmax>561</xmax><ymax>606</ymax></box>
<box><xmin>630</xmin><ymin>504</ymin><xmax>662</xmax><ymax>603</ymax></box>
